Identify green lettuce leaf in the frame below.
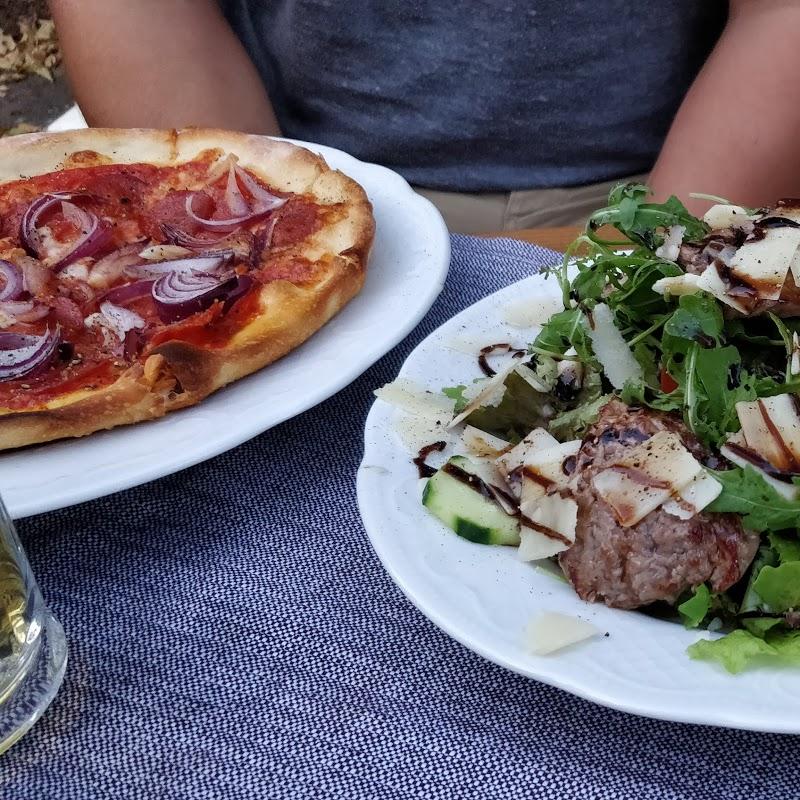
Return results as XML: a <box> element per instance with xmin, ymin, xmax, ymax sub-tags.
<box><xmin>689</xmin><ymin>629</ymin><xmax>800</xmax><ymax>673</ymax></box>
<box><xmin>442</xmin><ymin>385</ymin><xmax>468</xmax><ymax>413</ymax></box>
<box><xmin>768</xmin><ymin>532</ymin><xmax>800</xmax><ymax>564</ymax></box>
<box><xmin>465</xmin><ymin>370</ymin><xmax>550</xmax><ymax>442</ymax></box>
<box><xmin>741</xmin><ymin>618</ymin><xmax>783</xmax><ymax>638</ymax></box>
<box><xmin>740</xmin><ymin>546</ymin><xmax>778</xmax><ymax>614</ymax></box>
<box><xmin>678</xmin><ymin>584</ymin><xmax>711</xmax><ymax>628</ymax></box>
<box><xmin>547</xmin><ymin>393</ymin><xmax>611</xmax><ymax>441</ymax></box>
<box><xmin>752</xmin><ymin>563</ymin><xmax>800</xmax><ymax>613</ymax></box>
<box><xmin>688</xmin><ymin>630</ymin><xmax>777</xmax><ymax>674</ymax></box>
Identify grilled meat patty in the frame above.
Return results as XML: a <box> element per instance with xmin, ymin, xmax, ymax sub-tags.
<box><xmin>558</xmin><ymin>400</ymin><xmax>759</xmax><ymax>610</ymax></box>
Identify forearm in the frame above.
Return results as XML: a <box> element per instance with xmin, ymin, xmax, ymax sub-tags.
<box><xmin>648</xmin><ymin>0</ymin><xmax>800</xmax><ymax>215</ymax></box>
<box><xmin>49</xmin><ymin>0</ymin><xmax>281</xmax><ymax>134</ymax></box>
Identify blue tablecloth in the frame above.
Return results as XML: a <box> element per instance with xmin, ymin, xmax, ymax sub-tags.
<box><xmin>3</xmin><ymin>235</ymin><xmax>795</xmax><ymax>799</ymax></box>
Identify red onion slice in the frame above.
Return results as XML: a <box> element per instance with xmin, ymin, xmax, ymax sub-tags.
<box><xmin>0</xmin><ymin>260</ymin><xmax>24</xmax><ymax>302</ymax></box>
<box><xmin>185</xmin><ymin>193</ymin><xmax>275</xmax><ymax>233</ymax></box>
<box><xmin>250</xmin><ymin>213</ymin><xmax>282</xmax><ymax>268</ymax></box>
<box><xmin>20</xmin><ymin>193</ymin><xmax>112</xmax><ymax>272</ymax></box>
<box><xmin>160</xmin><ymin>223</ymin><xmax>227</xmax><ymax>250</ymax></box>
<box><xmin>20</xmin><ymin>192</ymin><xmax>75</xmax><ymax>257</ymax></box>
<box><xmin>225</xmin><ymin>162</ymin><xmax>250</xmax><ymax>217</ymax></box>
<box><xmin>184</xmin><ymin>166</ymin><xmax>286</xmax><ymax>233</ymax></box>
<box><xmin>222</xmin><ymin>275</ymin><xmax>254</xmax><ymax>312</ymax></box>
<box><xmin>0</xmin><ymin>326</ymin><xmax>60</xmax><ymax>381</ymax></box>
<box><xmin>234</xmin><ymin>165</ymin><xmax>286</xmax><ymax>211</ymax></box>
<box><xmin>50</xmin><ymin>204</ymin><xmax>112</xmax><ymax>272</ymax></box>
<box><xmin>132</xmin><ymin>254</ymin><xmax>229</xmax><ymax>279</ymax></box>
<box><xmin>152</xmin><ymin>270</ymin><xmax>237</xmax><ymax>323</ymax></box>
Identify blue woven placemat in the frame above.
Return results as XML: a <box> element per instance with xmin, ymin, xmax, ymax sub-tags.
<box><xmin>2</xmin><ymin>235</ymin><xmax>795</xmax><ymax>799</ymax></box>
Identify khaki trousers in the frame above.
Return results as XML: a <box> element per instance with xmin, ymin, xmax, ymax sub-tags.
<box><xmin>415</xmin><ymin>173</ymin><xmax>649</xmax><ymax>234</ymax></box>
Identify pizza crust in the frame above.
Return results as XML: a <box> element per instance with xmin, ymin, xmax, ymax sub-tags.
<box><xmin>0</xmin><ymin>128</ymin><xmax>375</xmax><ymax>450</ymax></box>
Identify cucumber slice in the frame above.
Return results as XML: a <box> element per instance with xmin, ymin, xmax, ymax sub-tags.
<box><xmin>422</xmin><ymin>456</ymin><xmax>520</xmax><ymax>546</ymax></box>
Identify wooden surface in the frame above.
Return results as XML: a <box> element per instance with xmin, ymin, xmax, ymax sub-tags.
<box><xmin>484</xmin><ymin>226</ymin><xmax>581</xmax><ymax>251</ymax></box>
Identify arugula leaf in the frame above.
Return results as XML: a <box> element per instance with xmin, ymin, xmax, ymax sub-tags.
<box><xmin>619</xmin><ymin>380</ymin><xmax>683</xmax><ymax>413</ymax></box>
<box><xmin>752</xmin><ymin>563</ymin><xmax>800</xmax><ymax>613</ymax></box>
<box><xmin>571</xmin><ymin>260</ymin><xmax>608</xmax><ymax>302</ymax></box>
<box><xmin>663</xmin><ymin>294</ymin><xmax>724</xmax><ymax>344</ymax></box>
<box><xmin>442</xmin><ymin>385</ymin><xmax>468</xmax><ymax>414</ymax></box>
<box><xmin>687</xmin><ymin>345</ymin><xmax>755</xmax><ymax>443</ymax></box>
<box><xmin>631</xmin><ymin>342</ymin><xmax>660</xmax><ymax>390</ymax></box>
<box><xmin>678</xmin><ymin>584</ymin><xmax>711</xmax><ymax>628</ymax></box>
<box><xmin>606</xmin><ymin>260</ymin><xmax>681</xmax><ymax>323</ymax></box>
<box><xmin>587</xmin><ymin>184</ymin><xmax>708</xmax><ymax>249</ymax></box>
<box><xmin>707</xmin><ymin>467</ymin><xmax>800</xmax><ymax>533</ymax></box>
<box><xmin>688</xmin><ymin>629</ymin><xmax>777</xmax><ymax>674</ymax></box>
<box><xmin>531</xmin><ymin>308</ymin><xmax>594</xmax><ymax>362</ymax></box>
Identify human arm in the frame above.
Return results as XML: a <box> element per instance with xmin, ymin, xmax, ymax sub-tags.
<box><xmin>647</xmin><ymin>0</ymin><xmax>800</xmax><ymax>215</ymax></box>
<box><xmin>48</xmin><ymin>0</ymin><xmax>281</xmax><ymax>134</ymax></box>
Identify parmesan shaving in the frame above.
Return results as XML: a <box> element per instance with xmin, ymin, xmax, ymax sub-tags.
<box><xmin>663</xmin><ymin>471</ymin><xmax>722</xmax><ymax>520</ymax></box>
<box><xmin>702</xmin><ymin>204</ymin><xmax>754</xmax><ymax>230</ymax></box>
<box><xmin>652</xmin><ymin>273</ymin><xmax>701</xmax><ymax>298</ymax></box>
<box><xmin>695</xmin><ymin>264</ymin><xmax>750</xmax><ymax>313</ymax></box>
<box><xmin>448</xmin><ymin>358</ymin><xmax>521</xmax><ymax>428</ymax></box>
<box><xmin>721</xmin><ymin>442</ymin><xmax>800</xmax><ymax>502</ymax></box>
<box><xmin>374</xmin><ymin>378</ymin><xmax>454</xmax><ymax>420</ymax></box>
<box><xmin>736</xmin><ymin>395</ymin><xmax>800</xmax><ymax>470</ymax></box>
<box><xmin>585</xmin><ymin>303</ymin><xmax>643</xmax><ymax>390</ymax></box>
<box><xmin>496</xmin><ymin>428</ymin><xmax>559</xmax><ymax>476</ymax></box>
<box><xmin>729</xmin><ymin>229</ymin><xmax>800</xmax><ymax>300</ymax></box>
<box><xmin>592</xmin><ymin>431</ymin><xmax>704</xmax><ymax>527</ymax></box>
<box><xmin>525</xmin><ymin>612</ymin><xmax>600</xmax><ymax>656</ymax></box>
<box><xmin>502</xmin><ymin>293</ymin><xmax>564</xmax><ymax>329</ymax></box>
<box><xmin>461</xmin><ymin>426</ymin><xmax>510</xmax><ymax>458</ymax></box>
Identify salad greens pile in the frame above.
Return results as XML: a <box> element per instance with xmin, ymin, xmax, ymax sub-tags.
<box><xmin>454</xmin><ymin>183</ymin><xmax>800</xmax><ymax>673</ymax></box>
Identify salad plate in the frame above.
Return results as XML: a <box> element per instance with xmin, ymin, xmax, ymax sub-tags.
<box><xmin>359</xmin><ymin>186</ymin><xmax>800</xmax><ymax>733</ymax></box>
<box><xmin>2</xmin><ymin>131</ymin><xmax>449</xmax><ymax>518</ymax></box>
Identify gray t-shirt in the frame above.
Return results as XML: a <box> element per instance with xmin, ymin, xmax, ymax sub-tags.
<box><xmin>219</xmin><ymin>1</ymin><xmax>726</xmax><ymax>192</ymax></box>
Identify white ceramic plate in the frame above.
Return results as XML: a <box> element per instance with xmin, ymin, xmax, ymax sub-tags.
<box><xmin>2</xmin><ymin>134</ymin><xmax>449</xmax><ymax>518</ymax></box>
<box><xmin>358</xmin><ymin>271</ymin><xmax>800</xmax><ymax>734</ymax></box>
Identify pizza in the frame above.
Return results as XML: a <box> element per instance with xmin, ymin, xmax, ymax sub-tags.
<box><xmin>0</xmin><ymin>128</ymin><xmax>374</xmax><ymax>450</ymax></box>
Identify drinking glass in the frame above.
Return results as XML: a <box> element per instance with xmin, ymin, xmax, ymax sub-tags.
<box><xmin>0</xmin><ymin>494</ymin><xmax>67</xmax><ymax>753</ymax></box>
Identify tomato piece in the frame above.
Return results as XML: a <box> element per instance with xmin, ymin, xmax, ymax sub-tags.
<box><xmin>659</xmin><ymin>367</ymin><xmax>679</xmax><ymax>393</ymax></box>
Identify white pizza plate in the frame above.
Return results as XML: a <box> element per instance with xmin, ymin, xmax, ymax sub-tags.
<box><xmin>2</xmin><ymin>119</ymin><xmax>449</xmax><ymax>518</ymax></box>
<box><xmin>357</xmin><ymin>271</ymin><xmax>800</xmax><ymax>734</ymax></box>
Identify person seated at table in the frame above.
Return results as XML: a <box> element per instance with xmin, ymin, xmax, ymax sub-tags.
<box><xmin>49</xmin><ymin>1</ymin><xmax>800</xmax><ymax>234</ymax></box>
